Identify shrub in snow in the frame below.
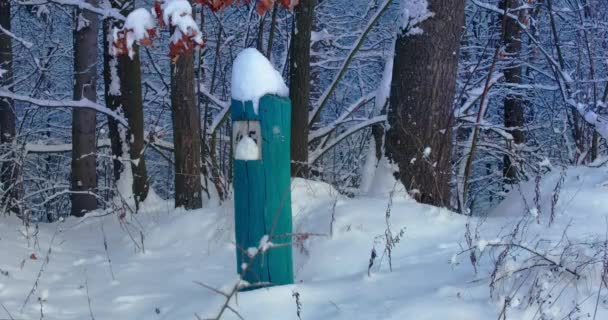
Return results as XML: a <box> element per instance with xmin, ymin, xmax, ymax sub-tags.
<box><xmin>231</xmin><ymin>48</ymin><xmax>289</xmax><ymax>114</ymax></box>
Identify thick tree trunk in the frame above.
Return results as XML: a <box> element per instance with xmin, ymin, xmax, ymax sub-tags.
<box><xmin>289</xmin><ymin>0</ymin><xmax>315</xmax><ymax>177</ymax></box>
<box><xmin>385</xmin><ymin>0</ymin><xmax>464</xmax><ymax>207</ymax></box>
<box><xmin>0</xmin><ymin>0</ymin><xmax>19</xmax><ymax>215</ymax></box>
<box><xmin>501</xmin><ymin>0</ymin><xmax>524</xmax><ymax>183</ymax></box>
<box><xmin>171</xmin><ymin>51</ymin><xmax>203</xmax><ymax>209</ymax></box>
<box><xmin>102</xmin><ymin>20</ymin><xmax>124</xmax><ymax>183</ymax></box>
<box><xmin>71</xmin><ymin>1</ymin><xmax>100</xmax><ymax>217</ymax></box>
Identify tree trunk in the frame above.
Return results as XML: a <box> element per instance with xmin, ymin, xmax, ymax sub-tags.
<box><xmin>118</xmin><ymin>49</ymin><xmax>149</xmax><ymax>207</ymax></box>
<box><xmin>501</xmin><ymin>0</ymin><xmax>524</xmax><ymax>183</ymax></box>
<box><xmin>385</xmin><ymin>0</ymin><xmax>464</xmax><ymax>207</ymax></box>
<box><xmin>103</xmin><ymin>1</ymin><xmax>149</xmax><ymax>208</ymax></box>
<box><xmin>171</xmin><ymin>51</ymin><xmax>203</xmax><ymax>209</ymax></box>
<box><xmin>289</xmin><ymin>0</ymin><xmax>315</xmax><ymax>177</ymax></box>
<box><xmin>116</xmin><ymin>0</ymin><xmax>149</xmax><ymax>206</ymax></box>
<box><xmin>102</xmin><ymin>20</ymin><xmax>123</xmax><ymax>183</ymax></box>
<box><xmin>71</xmin><ymin>1</ymin><xmax>100</xmax><ymax>217</ymax></box>
<box><xmin>0</xmin><ymin>0</ymin><xmax>19</xmax><ymax>215</ymax></box>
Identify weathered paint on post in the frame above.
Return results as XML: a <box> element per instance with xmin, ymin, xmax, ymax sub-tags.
<box><xmin>232</xmin><ymin>94</ymin><xmax>294</xmax><ymax>288</ymax></box>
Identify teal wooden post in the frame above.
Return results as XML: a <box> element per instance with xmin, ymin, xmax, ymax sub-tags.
<box><xmin>232</xmin><ymin>94</ymin><xmax>294</xmax><ymax>288</ymax></box>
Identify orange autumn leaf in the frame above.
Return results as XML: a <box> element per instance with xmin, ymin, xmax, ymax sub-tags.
<box><xmin>154</xmin><ymin>1</ymin><xmax>165</xmax><ymax>27</ymax></box>
<box><xmin>256</xmin><ymin>0</ymin><xmax>298</xmax><ymax>15</ymax></box>
<box><xmin>256</xmin><ymin>0</ymin><xmax>273</xmax><ymax>15</ymax></box>
<box><xmin>278</xmin><ymin>0</ymin><xmax>298</xmax><ymax>10</ymax></box>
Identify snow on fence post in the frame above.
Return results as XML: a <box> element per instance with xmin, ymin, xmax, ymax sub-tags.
<box><xmin>231</xmin><ymin>48</ymin><xmax>294</xmax><ymax>289</ymax></box>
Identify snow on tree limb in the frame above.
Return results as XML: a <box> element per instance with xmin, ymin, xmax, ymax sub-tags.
<box><xmin>0</xmin><ymin>89</ymin><xmax>128</xmax><ymax>126</ymax></box>
<box><xmin>309</xmin><ymin>91</ymin><xmax>376</xmax><ymax>142</ymax></box>
<box><xmin>0</xmin><ymin>25</ymin><xmax>33</xmax><ymax>48</ymax></box>
<box><xmin>20</xmin><ymin>0</ymin><xmax>126</xmax><ymax>20</ymax></box>
<box><xmin>309</xmin><ymin>115</ymin><xmax>387</xmax><ymax>164</ymax></box>
<box><xmin>455</xmin><ymin>73</ymin><xmax>504</xmax><ymax>117</ymax></box>
<box><xmin>199</xmin><ymin>84</ymin><xmax>231</xmax><ymax>135</ymax></box>
<box><xmin>471</xmin><ymin>0</ymin><xmax>608</xmax><ymax>142</ymax></box>
<box><xmin>308</xmin><ymin>0</ymin><xmax>394</xmax><ymax>127</ymax></box>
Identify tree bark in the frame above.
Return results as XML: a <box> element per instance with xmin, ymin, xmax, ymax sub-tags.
<box><xmin>116</xmin><ymin>0</ymin><xmax>149</xmax><ymax>206</ymax></box>
<box><xmin>500</xmin><ymin>0</ymin><xmax>524</xmax><ymax>183</ymax></box>
<box><xmin>71</xmin><ymin>1</ymin><xmax>100</xmax><ymax>217</ymax></box>
<box><xmin>118</xmin><ymin>49</ymin><xmax>149</xmax><ymax>206</ymax></box>
<box><xmin>0</xmin><ymin>0</ymin><xmax>19</xmax><ymax>215</ymax></box>
<box><xmin>289</xmin><ymin>0</ymin><xmax>316</xmax><ymax>177</ymax></box>
<box><xmin>102</xmin><ymin>1</ymin><xmax>149</xmax><ymax>208</ymax></box>
<box><xmin>102</xmin><ymin>20</ymin><xmax>124</xmax><ymax>183</ymax></box>
<box><xmin>171</xmin><ymin>50</ymin><xmax>203</xmax><ymax>209</ymax></box>
<box><xmin>385</xmin><ymin>0</ymin><xmax>464</xmax><ymax>207</ymax></box>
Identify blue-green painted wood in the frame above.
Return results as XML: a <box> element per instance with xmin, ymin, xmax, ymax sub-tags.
<box><xmin>232</xmin><ymin>94</ymin><xmax>294</xmax><ymax>289</ymax></box>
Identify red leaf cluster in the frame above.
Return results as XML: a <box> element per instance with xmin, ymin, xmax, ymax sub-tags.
<box><xmin>154</xmin><ymin>1</ymin><xmax>164</xmax><ymax>27</ymax></box>
<box><xmin>195</xmin><ymin>0</ymin><xmax>249</xmax><ymax>11</ymax></box>
<box><xmin>169</xmin><ymin>34</ymin><xmax>205</xmax><ymax>61</ymax></box>
<box><xmin>111</xmin><ymin>27</ymin><xmax>157</xmax><ymax>57</ymax></box>
<box><xmin>257</xmin><ymin>0</ymin><xmax>298</xmax><ymax>15</ymax></box>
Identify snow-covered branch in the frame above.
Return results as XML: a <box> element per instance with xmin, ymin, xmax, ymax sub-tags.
<box><xmin>308</xmin><ymin>0</ymin><xmax>394</xmax><ymax>126</ymax></box>
<box><xmin>0</xmin><ymin>89</ymin><xmax>128</xmax><ymax>126</ymax></box>
<box><xmin>309</xmin><ymin>91</ymin><xmax>376</xmax><ymax>142</ymax></box>
<box><xmin>0</xmin><ymin>25</ymin><xmax>33</xmax><ymax>49</ymax></box>
<box><xmin>18</xmin><ymin>0</ymin><xmax>126</xmax><ymax>20</ymax></box>
<box><xmin>455</xmin><ymin>73</ymin><xmax>503</xmax><ymax>117</ymax></box>
<box><xmin>199</xmin><ymin>84</ymin><xmax>231</xmax><ymax>134</ymax></box>
<box><xmin>309</xmin><ymin>115</ymin><xmax>386</xmax><ymax>164</ymax></box>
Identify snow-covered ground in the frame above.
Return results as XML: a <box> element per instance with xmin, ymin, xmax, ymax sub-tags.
<box><xmin>1</xmin><ymin>170</ymin><xmax>607</xmax><ymax>319</ymax></box>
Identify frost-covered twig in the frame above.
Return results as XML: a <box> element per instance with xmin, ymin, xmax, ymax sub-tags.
<box><xmin>100</xmin><ymin>223</ymin><xmax>115</xmax><ymax>280</ymax></box>
<box><xmin>0</xmin><ymin>89</ymin><xmax>128</xmax><ymax>126</ymax></box>
<box><xmin>0</xmin><ymin>25</ymin><xmax>33</xmax><ymax>49</ymax></box>
<box><xmin>19</xmin><ymin>0</ymin><xmax>126</xmax><ymax>21</ymax></box>
<box><xmin>21</xmin><ymin>228</ymin><xmax>58</xmax><ymax>313</ymax></box>
<box><xmin>0</xmin><ymin>302</ymin><xmax>14</xmax><ymax>320</ymax></box>
<box><xmin>308</xmin><ymin>0</ymin><xmax>394</xmax><ymax>126</ymax></box>
<box><xmin>309</xmin><ymin>115</ymin><xmax>386</xmax><ymax>164</ymax></box>
<box><xmin>84</xmin><ymin>276</ymin><xmax>96</xmax><ymax>320</ymax></box>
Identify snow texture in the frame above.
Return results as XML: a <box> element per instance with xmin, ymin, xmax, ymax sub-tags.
<box><xmin>231</xmin><ymin>48</ymin><xmax>289</xmax><ymax>114</ymax></box>
<box><xmin>161</xmin><ymin>0</ymin><xmax>203</xmax><ymax>46</ymax></box>
<box><xmin>1</xmin><ymin>171</ymin><xmax>607</xmax><ymax>319</ymax></box>
<box><xmin>400</xmin><ymin>0</ymin><xmax>434</xmax><ymax>35</ymax></box>
<box><xmin>234</xmin><ymin>136</ymin><xmax>260</xmax><ymax>160</ymax></box>
<box><xmin>121</xmin><ymin>8</ymin><xmax>156</xmax><ymax>59</ymax></box>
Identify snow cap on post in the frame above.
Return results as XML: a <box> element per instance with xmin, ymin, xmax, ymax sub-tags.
<box><xmin>231</xmin><ymin>48</ymin><xmax>289</xmax><ymax>114</ymax></box>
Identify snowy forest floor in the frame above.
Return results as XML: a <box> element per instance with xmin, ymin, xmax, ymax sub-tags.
<box><xmin>1</xmin><ymin>170</ymin><xmax>608</xmax><ymax>320</ymax></box>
